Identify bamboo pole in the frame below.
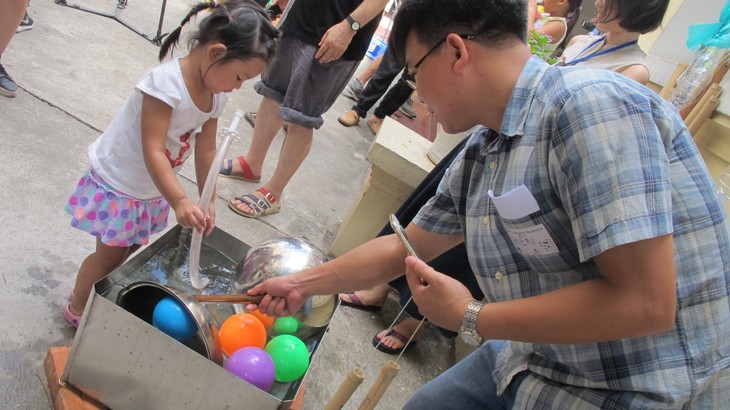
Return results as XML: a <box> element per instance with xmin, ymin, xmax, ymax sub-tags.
<box><xmin>659</xmin><ymin>62</ymin><xmax>688</xmax><ymax>99</ymax></box>
<box><xmin>688</xmin><ymin>96</ymin><xmax>720</xmax><ymax>137</ymax></box>
<box><xmin>324</xmin><ymin>367</ymin><xmax>366</xmax><ymax>410</ymax></box>
<box><xmin>357</xmin><ymin>361</ymin><xmax>400</xmax><ymax>410</ymax></box>
<box><xmin>685</xmin><ymin>83</ymin><xmax>722</xmax><ymax>126</ymax></box>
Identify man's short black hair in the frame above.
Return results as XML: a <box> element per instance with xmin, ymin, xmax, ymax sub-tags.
<box><xmin>598</xmin><ymin>0</ymin><xmax>670</xmax><ymax>34</ymax></box>
<box><xmin>390</xmin><ymin>0</ymin><xmax>527</xmax><ymax>65</ymax></box>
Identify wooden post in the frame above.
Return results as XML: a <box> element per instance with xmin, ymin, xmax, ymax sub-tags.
<box><xmin>685</xmin><ymin>83</ymin><xmax>722</xmax><ymax>127</ymax></box>
<box><xmin>357</xmin><ymin>361</ymin><xmax>400</xmax><ymax>410</ymax></box>
<box><xmin>688</xmin><ymin>96</ymin><xmax>721</xmax><ymax>136</ymax></box>
<box><xmin>659</xmin><ymin>63</ymin><xmax>688</xmax><ymax>99</ymax></box>
<box><xmin>324</xmin><ymin>367</ymin><xmax>366</xmax><ymax>410</ymax></box>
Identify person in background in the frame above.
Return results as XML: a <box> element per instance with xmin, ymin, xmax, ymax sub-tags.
<box><xmin>220</xmin><ymin>0</ymin><xmax>390</xmax><ymax>218</ymax></box>
<box><xmin>248</xmin><ymin>0</ymin><xmax>730</xmax><ymax>407</ymax></box>
<box><xmin>527</xmin><ymin>0</ymin><xmax>582</xmax><ymax>55</ymax></box>
<box><xmin>337</xmin><ymin>45</ymin><xmax>417</xmax><ymax>136</ymax></box>
<box><xmin>16</xmin><ymin>4</ymin><xmax>34</xmax><ymax>33</ymax></box>
<box><xmin>558</xmin><ymin>0</ymin><xmax>670</xmax><ymax>85</ymax></box>
<box><xmin>342</xmin><ymin>53</ymin><xmax>384</xmax><ymax>100</ymax></box>
<box><xmin>0</xmin><ymin>0</ymin><xmax>28</xmax><ymax>97</ymax></box>
<box><xmin>340</xmin><ymin>138</ymin><xmax>484</xmax><ymax>354</ymax></box>
<box><xmin>63</xmin><ymin>0</ymin><xmax>279</xmax><ymax>327</ymax></box>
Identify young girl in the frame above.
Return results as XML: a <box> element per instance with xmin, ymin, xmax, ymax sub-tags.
<box><xmin>63</xmin><ymin>0</ymin><xmax>279</xmax><ymax>328</ymax></box>
<box><xmin>527</xmin><ymin>0</ymin><xmax>583</xmax><ymax>55</ymax></box>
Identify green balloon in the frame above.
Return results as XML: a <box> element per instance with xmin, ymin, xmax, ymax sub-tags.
<box><xmin>273</xmin><ymin>316</ymin><xmax>299</xmax><ymax>335</ymax></box>
<box><xmin>265</xmin><ymin>335</ymin><xmax>310</xmax><ymax>382</ymax></box>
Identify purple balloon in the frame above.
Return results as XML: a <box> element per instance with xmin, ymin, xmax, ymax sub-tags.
<box><xmin>225</xmin><ymin>347</ymin><xmax>276</xmax><ymax>391</ymax></box>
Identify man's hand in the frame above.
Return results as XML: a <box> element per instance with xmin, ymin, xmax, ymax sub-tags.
<box><xmin>246</xmin><ymin>276</ymin><xmax>307</xmax><ymax>317</ymax></box>
<box><xmin>404</xmin><ymin>256</ymin><xmax>474</xmax><ymax>332</ymax></box>
<box><xmin>315</xmin><ymin>21</ymin><xmax>356</xmax><ymax>63</ymax></box>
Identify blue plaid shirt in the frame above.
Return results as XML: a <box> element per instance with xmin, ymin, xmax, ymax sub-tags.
<box><xmin>414</xmin><ymin>56</ymin><xmax>730</xmax><ymax>408</ymax></box>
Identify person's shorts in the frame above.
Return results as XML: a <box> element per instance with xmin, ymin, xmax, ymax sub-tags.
<box><xmin>255</xmin><ymin>35</ymin><xmax>360</xmax><ymax>129</ymax></box>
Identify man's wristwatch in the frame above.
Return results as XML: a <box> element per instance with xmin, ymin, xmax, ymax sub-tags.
<box><xmin>345</xmin><ymin>15</ymin><xmax>360</xmax><ymax>32</ymax></box>
<box><xmin>459</xmin><ymin>299</ymin><xmax>486</xmax><ymax>346</ymax></box>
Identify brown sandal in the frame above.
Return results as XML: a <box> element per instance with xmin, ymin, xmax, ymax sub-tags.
<box><xmin>228</xmin><ymin>187</ymin><xmax>281</xmax><ymax>218</ymax></box>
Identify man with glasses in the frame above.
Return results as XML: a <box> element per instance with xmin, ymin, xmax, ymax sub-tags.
<box><xmin>249</xmin><ymin>0</ymin><xmax>730</xmax><ymax>408</ymax></box>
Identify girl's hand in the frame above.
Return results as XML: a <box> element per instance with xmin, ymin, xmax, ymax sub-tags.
<box><xmin>172</xmin><ymin>198</ymin><xmax>207</xmax><ymax>232</ymax></box>
<box><xmin>204</xmin><ymin>201</ymin><xmax>216</xmax><ymax>236</ymax></box>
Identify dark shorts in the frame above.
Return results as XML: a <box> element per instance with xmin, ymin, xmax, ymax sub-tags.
<box><xmin>254</xmin><ymin>35</ymin><xmax>359</xmax><ymax>129</ymax></box>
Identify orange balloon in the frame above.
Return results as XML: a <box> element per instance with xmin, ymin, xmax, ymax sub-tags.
<box><xmin>219</xmin><ymin>313</ymin><xmax>267</xmax><ymax>356</ymax></box>
<box><xmin>248</xmin><ymin>309</ymin><xmax>275</xmax><ymax>329</ymax></box>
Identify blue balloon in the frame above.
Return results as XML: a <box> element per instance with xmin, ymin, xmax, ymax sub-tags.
<box><xmin>152</xmin><ymin>297</ymin><xmax>197</xmax><ymax>342</ymax></box>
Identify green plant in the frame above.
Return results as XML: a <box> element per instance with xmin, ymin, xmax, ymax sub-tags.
<box><xmin>528</xmin><ymin>31</ymin><xmax>558</xmax><ymax>65</ymax></box>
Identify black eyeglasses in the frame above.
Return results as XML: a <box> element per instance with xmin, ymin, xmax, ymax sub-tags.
<box><xmin>405</xmin><ymin>34</ymin><xmax>475</xmax><ymax>90</ymax></box>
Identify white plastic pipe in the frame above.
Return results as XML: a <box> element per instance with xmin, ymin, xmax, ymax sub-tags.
<box><xmin>188</xmin><ymin>110</ymin><xmax>245</xmax><ymax>289</ymax></box>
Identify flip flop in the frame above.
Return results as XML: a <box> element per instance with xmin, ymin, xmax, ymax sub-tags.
<box><xmin>372</xmin><ymin>327</ymin><xmax>417</xmax><ymax>355</ymax></box>
<box><xmin>228</xmin><ymin>187</ymin><xmax>281</xmax><ymax>218</ymax></box>
<box><xmin>338</xmin><ymin>292</ymin><xmax>383</xmax><ymax>312</ymax></box>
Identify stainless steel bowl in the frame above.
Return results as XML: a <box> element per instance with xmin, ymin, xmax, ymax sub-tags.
<box><xmin>232</xmin><ymin>237</ymin><xmax>337</xmax><ymax>339</ymax></box>
<box><xmin>116</xmin><ymin>281</ymin><xmax>225</xmax><ymax>365</ymax></box>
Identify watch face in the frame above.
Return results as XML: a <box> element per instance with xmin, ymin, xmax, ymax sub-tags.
<box><xmin>352</xmin><ymin>21</ymin><xmax>360</xmax><ymax>31</ymax></box>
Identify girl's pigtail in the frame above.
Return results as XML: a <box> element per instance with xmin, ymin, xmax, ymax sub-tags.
<box><xmin>158</xmin><ymin>2</ymin><xmax>214</xmax><ymax>61</ymax></box>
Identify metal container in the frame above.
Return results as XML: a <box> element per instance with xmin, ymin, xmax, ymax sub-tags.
<box><xmin>64</xmin><ymin>225</ymin><xmax>333</xmax><ymax>410</ymax></box>
<box><xmin>233</xmin><ymin>237</ymin><xmax>338</xmax><ymax>340</ymax></box>
<box><xmin>115</xmin><ymin>280</ymin><xmax>224</xmax><ymax>365</ymax></box>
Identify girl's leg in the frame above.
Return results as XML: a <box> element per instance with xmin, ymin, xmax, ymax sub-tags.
<box><xmin>68</xmin><ymin>238</ymin><xmax>140</xmax><ymax>315</ymax></box>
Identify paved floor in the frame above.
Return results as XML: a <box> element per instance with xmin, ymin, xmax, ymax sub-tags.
<box><xmin>0</xmin><ymin>1</ymin><xmax>453</xmax><ymax>408</ymax></box>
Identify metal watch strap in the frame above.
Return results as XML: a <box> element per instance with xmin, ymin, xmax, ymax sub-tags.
<box><xmin>460</xmin><ymin>300</ymin><xmax>485</xmax><ymax>345</ymax></box>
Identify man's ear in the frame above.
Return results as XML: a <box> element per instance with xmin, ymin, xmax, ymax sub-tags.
<box><xmin>447</xmin><ymin>34</ymin><xmax>469</xmax><ymax>74</ymax></box>
<box><xmin>208</xmin><ymin>43</ymin><xmax>228</xmax><ymax>62</ymax></box>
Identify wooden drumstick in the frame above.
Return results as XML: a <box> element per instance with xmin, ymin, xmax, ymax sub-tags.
<box><xmin>324</xmin><ymin>367</ymin><xmax>366</xmax><ymax>410</ymax></box>
<box><xmin>194</xmin><ymin>294</ymin><xmax>264</xmax><ymax>304</ymax></box>
<box><xmin>357</xmin><ymin>360</ymin><xmax>400</xmax><ymax>410</ymax></box>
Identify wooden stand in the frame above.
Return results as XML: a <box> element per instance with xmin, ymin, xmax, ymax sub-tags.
<box><xmin>45</xmin><ymin>346</ymin><xmax>307</xmax><ymax>409</ymax></box>
<box><xmin>44</xmin><ymin>347</ymin><xmax>106</xmax><ymax>410</ymax></box>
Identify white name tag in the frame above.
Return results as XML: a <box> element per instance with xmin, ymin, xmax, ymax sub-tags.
<box><xmin>489</xmin><ymin>185</ymin><xmax>558</xmax><ymax>256</ymax></box>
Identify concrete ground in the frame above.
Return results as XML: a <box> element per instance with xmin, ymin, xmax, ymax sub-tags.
<box><xmin>0</xmin><ymin>0</ymin><xmax>454</xmax><ymax>408</ymax></box>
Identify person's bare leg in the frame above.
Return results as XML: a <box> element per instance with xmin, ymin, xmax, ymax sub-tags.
<box><xmin>69</xmin><ymin>239</ymin><xmax>141</xmax><ymax>315</ymax></box>
<box><xmin>356</xmin><ymin>53</ymin><xmax>383</xmax><ymax>85</ymax></box>
<box><xmin>230</xmin><ymin>122</ymin><xmax>313</xmax><ymax>213</ymax></box>
<box><xmin>376</xmin><ymin>317</ymin><xmax>426</xmax><ymax>350</ymax></box>
<box><xmin>339</xmin><ymin>283</ymin><xmax>390</xmax><ymax>306</ymax></box>
<box><xmin>0</xmin><ymin>0</ymin><xmax>26</xmax><ymax>53</ymax></box>
<box><xmin>224</xmin><ymin>96</ymin><xmax>284</xmax><ymax>177</ymax></box>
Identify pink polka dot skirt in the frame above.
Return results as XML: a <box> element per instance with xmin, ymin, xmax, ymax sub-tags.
<box><xmin>65</xmin><ymin>168</ymin><xmax>170</xmax><ymax>247</ymax></box>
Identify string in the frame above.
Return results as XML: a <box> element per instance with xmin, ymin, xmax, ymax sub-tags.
<box><xmin>373</xmin><ymin>295</ymin><xmax>426</xmax><ymax>363</ymax></box>
<box><xmin>564</xmin><ymin>36</ymin><xmax>638</xmax><ymax>66</ymax></box>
